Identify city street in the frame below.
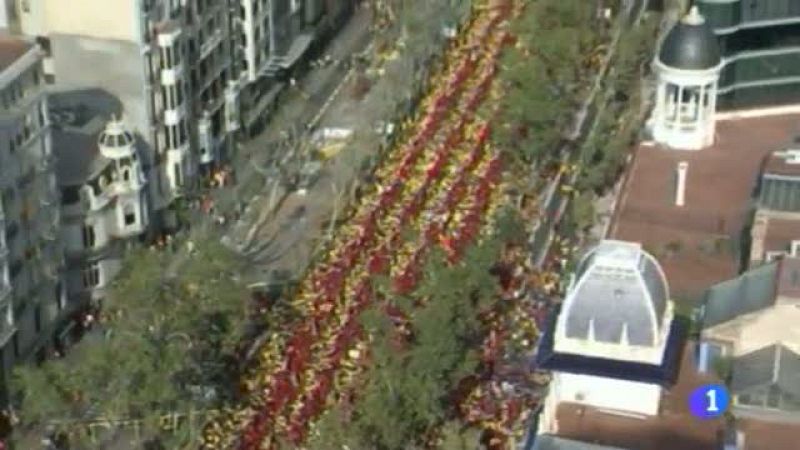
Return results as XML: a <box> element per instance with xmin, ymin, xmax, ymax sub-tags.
<box><xmin>167</xmin><ymin>3</ymin><xmax>376</xmax><ymax>283</ymax></box>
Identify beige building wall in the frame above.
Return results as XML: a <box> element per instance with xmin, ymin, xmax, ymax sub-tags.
<box><xmin>17</xmin><ymin>0</ymin><xmax>139</xmax><ymax>43</ymax></box>
<box><xmin>703</xmin><ymin>303</ymin><xmax>800</xmax><ymax>357</ymax></box>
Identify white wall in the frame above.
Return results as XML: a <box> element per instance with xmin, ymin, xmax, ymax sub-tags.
<box><xmin>703</xmin><ymin>304</ymin><xmax>800</xmax><ymax>357</ymax></box>
<box><xmin>554</xmin><ymin>372</ymin><xmax>662</xmax><ymax>416</ymax></box>
<box><xmin>18</xmin><ymin>0</ymin><xmax>139</xmax><ymax>43</ymax></box>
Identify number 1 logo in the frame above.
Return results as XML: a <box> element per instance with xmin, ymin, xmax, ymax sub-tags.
<box><xmin>690</xmin><ymin>384</ymin><xmax>729</xmax><ymax>419</ymax></box>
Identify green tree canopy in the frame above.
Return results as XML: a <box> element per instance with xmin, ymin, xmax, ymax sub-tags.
<box><xmin>11</xmin><ymin>240</ymin><xmax>250</xmax><ymax>446</ymax></box>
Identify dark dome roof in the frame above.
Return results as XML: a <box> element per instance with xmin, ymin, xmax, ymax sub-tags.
<box><xmin>658</xmin><ymin>7</ymin><xmax>721</xmax><ymax>70</ymax></box>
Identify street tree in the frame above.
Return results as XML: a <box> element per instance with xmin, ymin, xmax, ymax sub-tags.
<box><xmin>11</xmin><ymin>240</ymin><xmax>250</xmax><ymax>447</ymax></box>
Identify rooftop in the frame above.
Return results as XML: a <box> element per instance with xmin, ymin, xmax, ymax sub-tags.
<box><xmin>731</xmin><ymin>344</ymin><xmax>800</xmax><ymax>398</ymax></box>
<box><xmin>565</xmin><ymin>240</ymin><xmax>669</xmax><ymax>347</ymax></box>
<box><xmin>702</xmin><ymin>258</ymin><xmax>800</xmax><ymax>329</ymax></box>
<box><xmin>50</xmin><ymin>88</ymin><xmax>122</xmax><ymax>186</ymax></box>
<box><xmin>0</xmin><ymin>33</ymin><xmax>35</xmax><ymax>73</ymax></box>
<box><xmin>762</xmin><ymin>143</ymin><xmax>800</xmax><ymax>178</ymax></box>
<box><xmin>609</xmin><ymin>113</ymin><xmax>800</xmax><ymax>300</ymax></box>
<box><xmin>736</xmin><ymin>417</ymin><xmax>800</xmax><ymax>450</ymax></box>
<box><xmin>535</xmin><ymin>309</ymin><xmax>687</xmax><ymax>386</ymax></box>
<box><xmin>657</xmin><ymin>6</ymin><xmax>721</xmax><ymax>71</ymax></box>
<box><xmin>758</xmin><ymin>216</ymin><xmax>800</xmax><ymax>257</ymax></box>
<box><xmin>532</xmin><ymin>435</ymin><xmax>631</xmax><ymax>450</ymax></box>
<box><xmin>551</xmin><ymin>343</ymin><xmax>723</xmax><ymax>450</ymax></box>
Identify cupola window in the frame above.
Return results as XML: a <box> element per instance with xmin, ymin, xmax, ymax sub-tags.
<box><xmin>123</xmin><ymin>204</ymin><xmax>136</xmax><ymax>226</ymax></box>
<box><xmin>82</xmin><ymin>224</ymin><xmax>96</xmax><ymax>249</ymax></box>
<box><xmin>82</xmin><ymin>263</ymin><xmax>100</xmax><ymax>288</ymax></box>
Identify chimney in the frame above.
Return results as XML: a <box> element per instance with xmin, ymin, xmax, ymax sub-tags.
<box><xmin>675</xmin><ymin>161</ymin><xmax>688</xmax><ymax>207</ymax></box>
<box><xmin>749</xmin><ymin>213</ymin><xmax>769</xmax><ymax>265</ymax></box>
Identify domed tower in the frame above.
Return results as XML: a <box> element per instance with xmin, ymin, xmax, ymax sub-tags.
<box><xmin>651</xmin><ymin>6</ymin><xmax>722</xmax><ymax>150</ymax></box>
<box><xmin>534</xmin><ymin>240</ymin><xmax>679</xmax><ymax>422</ymax></box>
<box><xmin>556</xmin><ymin>240</ymin><xmax>673</xmax><ymax>363</ymax></box>
<box><xmin>97</xmin><ymin>116</ymin><xmax>149</xmax><ymax>237</ymax></box>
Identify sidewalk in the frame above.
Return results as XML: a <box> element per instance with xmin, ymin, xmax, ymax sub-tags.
<box><xmin>166</xmin><ymin>5</ymin><xmax>374</xmax><ymax>279</ymax></box>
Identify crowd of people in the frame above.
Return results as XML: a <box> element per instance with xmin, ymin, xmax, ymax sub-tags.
<box><xmin>200</xmin><ymin>1</ymin><xmax>520</xmax><ymax>448</ymax></box>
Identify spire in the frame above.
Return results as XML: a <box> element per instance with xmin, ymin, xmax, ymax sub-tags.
<box><xmin>682</xmin><ymin>6</ymin><xmax>705</xmax><ymax>26</ymax></box>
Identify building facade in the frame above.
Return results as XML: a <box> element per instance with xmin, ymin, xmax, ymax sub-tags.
<box><xmin>699</xmin><ymin>257</ymin><xmax>800</xmax><ymax>419</ymax></box>
<box><xmin>234</xmin><ymin>0</ymin><xmax>353</xmax><ymax>134</ymax></box>
<box><xmin>0</xmin><ymin>34</ymin><xmax>65</xmax><ymax>399</ymax></box>
<box><xmin>696</xmin><ymin>0</ymin><xmax>800</xmax><ymax>111</ymax></box>
<box><xmin>15</xmin><ymin>0</ymin><xmax>241</xmax><ymax>225</ymax></box>
<box><xmin>51</xmin><ymin>89</ymin><xmax>149</xmax><ymax>305</ymax></box>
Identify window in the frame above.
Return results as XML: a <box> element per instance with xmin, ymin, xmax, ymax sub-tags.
<box><xmin>123</xmin><ymin>168</ymin><xmax>131</xmax><ymax>182</ymax></box>
<box><xmin>680</xmin><ymin>87</ymin><xmax>701</xmax><ymax>123</ymax></box>
<box><xmin>173</xmin><ymin>163</ymin><xmax>183</xmax><ymax>187</ymax></box>
<box><xmin>161</xmin><ymin>89</ymin><xmax>169</xmax><ymax>111</ymax></box>
<box><xmin>767</xmin><ymin>386</ymin><xmax>782</xmax><ymax>409</ymax></box>
<box><xmin>179</xmin><ymin>120</ymin><xmax>187</xmax><ymax>145</ymax></box>
<box><xmin>82</xmin><ymin>224</ymin><xmax>95</xmax><ymax>249</ymax></box>
<box><xmin>82</xmin><ymin>263</ymin><xmax>100</xmax><ymax>288</ymax></box>
<box><xmin>21</xmin><ymin>0</ymin><xmax>30</xmax><ymax>13</ymax></box>
<box><xmin>175</xmin><ymin>82</ymin><xmax>183</xmax><ymax>106</ymax></box>
<box><xmin>123</xmin><ymin>204</ymin><xmax>136</xmax><ymax>226</ymax></box>
<box><xmin>35</xmin><ymin>37</ymin><xmax>51</xmax><ymax>56</ymax></box>
<box><xmin>664</xmin><ymin>84</ymin><xmax>679</xmax><ymax>122</ymax></box>
<box><xmin>38</xmin><ymin>102</ymin><xmax>46</xmax><ymax>127</ymax></box>
<box><xmin>56</xmin><ymin>282</ymin><xmax>65</xmax><ymax>310</ymax></box>
<box><xmin>290</xmin><ymin>0</ymin><xmax>301</xmax><ymax>14</ymax></box>
<box><xmin>34</xmin><ymin>305</ymin><xmax>41</xmax><ymax>333</ymax></box>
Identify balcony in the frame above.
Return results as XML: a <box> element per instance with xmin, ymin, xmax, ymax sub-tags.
<box><xmin>156</xmin><ymin>21</ymin><xmax>182</xmax><ymax>47</ymax></box>
<box><xmin>37</xmin><ymin>152</ymin><xmax>55</xmax><ymax>173</ymax></box>
<box><xmin>163</xmin><ymin>103</ymin><xmax>187</xmax><ymax>126</ymax></box>
<box><xmin>161</xmin><ymin>64</ymin><xmax>185</xmax><ymax>85</ymax></box>
<box><xmin>200</xmin><ymin>29</ymin><xmax>224</xmax><ymax>60</ymax></box>
<box><xmin>225</xmin><ymin>83</ymin><xmax>241</xmax><ymax>133</ymax></box>
<box><xmin>720</xmin><ymin>46</ymin><xmax>800</xmax><ymax>91</ymax></box>
<box><xmin>197</xmin><ymin>115</ymin><xmax>214</xmax><ymax>164</ymax></box>
<box><xmin>259</xmin><ymin>33</ymin><xmax>314</xmax><ymax>77</ymax></box>
<box><xmin>0</xmin><ymin>84</ymin><xmax>46</xmax><ymax>123</ymax></box>
<box><xmin>40</xmin><ymin>217</ymin><xmax>58</xmax><ymax>241</ymax></box>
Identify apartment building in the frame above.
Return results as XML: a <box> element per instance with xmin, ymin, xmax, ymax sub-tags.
<box><xmin>185</xmin><ymin>0</ymin><xmax>240</xmax><ymax>169</ymax></box>
<box><xmin>50</xmin><ymin>89</ymin><xmax>148</xmax><ymax>306</ymax></box>
<box><xmin>696</xmin><ymin>0</ymin><xmax>800</xmax><ymax>110</ymax></box>
<box><xmin>0</xmin><ymin>34</ymin><xmax>65</xmax><ymax>401</ymax></box>
<box><xmin>15</xmin><ymin>0</ymin><xmax>240</xmax><ymax>226</ymax></box>
<box><xmin>234</xmin><ymin>0</ymin><xmax>352</xmax><ymax>134</ymax></box>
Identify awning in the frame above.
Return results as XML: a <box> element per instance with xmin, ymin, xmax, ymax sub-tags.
<box><xmin>280</xmin><ymin>33</ymin><xmax>315</xmax><ymax>69</ymax></box>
